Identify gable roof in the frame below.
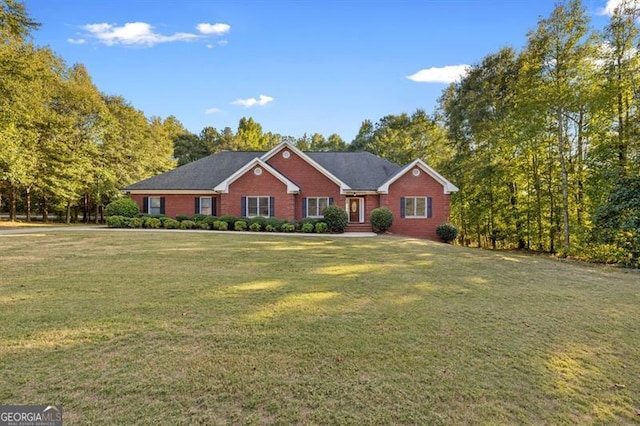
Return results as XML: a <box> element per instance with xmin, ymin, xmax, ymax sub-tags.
<box><xmin>308</xmin><ymin>152</ymin><xmax>401</xmax><ymax>190</ymax></box>
<box><xmin>213</xmin><ymin>158</ymin><xmax>300</xmax><ymax>193</ymax></box>
<box><xmin>377</xmin><ymin>159</ymin><xmax>459</xmax><ymax>194</ymax></box>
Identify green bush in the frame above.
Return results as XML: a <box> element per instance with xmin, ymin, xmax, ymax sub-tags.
<box><xmin>322</xmin><ymin>205</ymin><xmax>348</xmax><ymax>233</ymax></box>
<box><xmin>203</xmin><ymin>216</ymin><xmax>218</xmax><ymax>229</ymax></box>
<box><xmin>176</xmin><ymin>215</ymin><xmax>190</xmax><ymax>222</ymax></box>
<box><xmin>249</xmin><ymin>216</ymin><xmax>268</xmax><ymax>229</ymax></box>
<box><xmin>144</xmin><ymin>217</ymin><xmax>162</xmax><ymax>229</ymax></box>
<box><xmin>196</xmin><ymin>221</ymin><xmax>209</xmax><ymax>230</ymax></box>
<box><xmin>315</xmin><ymin>222</ymin><xmax>328</xmax><ymax>233</ymax></box>
<box><xmin>234</xmin><ymin>220</ymin><xmax>248</xmax><ymax>231</ymax></box>
<box><xmin>163</xmin><ymin>218</ymin><xmax>179</xmax><ymax>229</ymax></box>
<box><xmin>191</xmin><ymin>214</ymin><xmax>210</xmax><ymax>222</ymax></box>
<box><xmin>106</xmin><ymin>215</ymin><xmax>125</xmax><ymax>228</ymax></box>
<box><xmin>370</xmin><ymin>207</ymin><xmax>393</xmax><ymax>233</ymax></box>
<box><xmin>264</xmin><ymin>217</ymin><xmax>284</xmax><ymax>230</ymax></box>
<box><xmin>436</xmin><ymin>223</ymin><xmax>458</xmax><ymax>243</ymax></box>
<box><xmin>249</xmin><ymin>222</ymin><xmax>262</xmax><ymax>232</ymax></box>
<box><xmin>213</xmin><ymin>220</ymin><xmax>228</xmax><ymax>231</ymax></box>
<box><xmin>105</xmin><ymin>198</ymin><xmax>139</xmax><ymax>218</ymax></box>
<box><xmin>219</xmin><ymin>215</ymin><xmax>241</xmax><ymax>229</ymax></box>
<box><xmin>265</xmin><ymin>224</ymin><xmax>277</xmax><ymax>232</ymax></box>
<box><xmin>180</xmin><ymin>220</ymin><xmax>195</xmax><ymax>230</ymax></box>
<box><xmin>281</xmin><ymin>223</ymin><xmax>296</xmax><ymax>233</ymax></box>
<box><xmin>301</xmin><ymin>222</ymin><xmax>315</xmax><ymax>233</ymax></box>
<box><xmin>128</xmin><ymin>217</ymin><xmax>143</xmax><ymax>228</ymax></box>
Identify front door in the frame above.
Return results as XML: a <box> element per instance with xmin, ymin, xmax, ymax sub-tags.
<box><xmin>349</xmin><ymin>198</ymin><xmax>361</xmax><ymax>223</ymax></box>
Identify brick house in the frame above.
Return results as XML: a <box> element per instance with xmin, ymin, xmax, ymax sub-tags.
<box><xmin>123</xmin><ymin>142</ymin><xmax>458</xmax><ymax>240</ymax></box>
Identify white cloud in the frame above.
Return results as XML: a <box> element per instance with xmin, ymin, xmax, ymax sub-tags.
<box><xmin>205</xmin><ymin>107</ymin><xmax>223</xmax><ymax>114</ymax></box>
<box><xmin>196</xmin><ymin>23</ymin><xmax>231</xmax><ymax>35</ymax></box>
<box><xmin>231</xmin><ymin>95</ymin><xmax>274</xmax><ymax>108</ymax></box>
<box><xmin>83</xmin><ymin>22</ymin><xmax>200</xmax><ymax>46</ymax></box>
<box><xmin>600</xmin><ymin>0</ymin><xmax>640</xmax><ymax>15</ymax></box>
<box><xmin>67</xmin><ymin>38</ymin><xmax>86</xmax><ymax>45</ymax></box>
<box><xmin>406</xmin><ymin>64</ymin><xmax>470</xmax><ymax>84</ymax></box>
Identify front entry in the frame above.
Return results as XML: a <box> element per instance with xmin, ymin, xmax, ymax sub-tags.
<box><xmin>349</xmin><ymin>198</ymin><xmax>362</xmax><ymax>223</ymax></box>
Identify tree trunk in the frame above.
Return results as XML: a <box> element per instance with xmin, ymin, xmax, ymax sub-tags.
<box><xmin>557</xmin><ymin>109</ymin><xmax>570</xmax><ymax>251</ymax></box>
<box><xmin>9</xmin><ymin>185</ymin><xmax>17</xmax><ymax>221</ymax></box>
<box><xmin>83</xmin><ymin>193</ymin><xmax>89</xmax><ymax>223</ymax></box>
<box><xmin>25</xmin><ymin>187</ymin><xmax>31</xmax><ymax>222</ymax></box>
<box><xmin>42</xmin><ymin>195</ymin><xmax>48</xmax><ymax>223</ymax></box>
<box><xmin>95</xmin><ymin>200</ymin><xmax>100</xmax><ymax>224</ymax></box>
<box><xmin>65</xmin><ymin>201</ymin><xmax>71</xmax><ymax>224</ymax></box>
<box><xmin>532</xmin><ymin>154</ymin><xmax>543</xmax><ymax>250</ymax></box>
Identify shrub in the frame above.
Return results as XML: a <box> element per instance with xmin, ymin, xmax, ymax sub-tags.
<box><xmin>436</xmin><ymin>223</ymin><xmax>458</xmax><ymax>243</ymax></box>
<box><xmin>105</xmin><ymin>198</ymin><xmax>139</xmax><ymax>218</ymax></box>
<box><xmin>128</xmin><ymin>217</ymin><xmax>143</xmax><ymax>228</ymax></box>
<box><xmin>213</xmin><ymin>220</ymin><xmax>228</xmax><ymax>231</ymax></box>
<box><xmin>264</xmin><ymin>217</ymin><xmax>284</xmax><ymax>230</ymax></box>
<box><xmin>315</xmin><ymin>222</ymin><xmax>328</xmax><ymax>233</ymax></box>
<box><xmin>249</xmin><ymin>222</ymin><xmax>262</xmax><ymax>232</ymax></box>
<box><xmin>180</xmin><ymin>220</ymin><xmax>195</xmax><ymax>230</ymax></box>
<box><xmin>219</xmin><ymin>215</ymin><xmax>241</xmax><ymax>229</ymax></box>
<box><xmin>144</xmin><ymin>217</ymin><xmax>162</xmax><ymax>229</ymax></box>
<box><xmin>301</xmin><ymin>222</ymin><xmax>315</xmax><ymax>233</ymax></box>
<box><xmin>106</xmin><ymin>215</ymin><xmax>125</xmax><ymax>228</ymax></box>
<box><xmin>265</xmin><ymin>224</ymin><xmax>277</xmax><ymax>232</ymax></box>
<box><xmin>203</xmin><ymin>216</ymin><xmax>218</xmax><ymax>229</ymax></box>
<box><xmin>163</xmin><ymin>218</ymin><xmax>179</xmax><ymax>229</ymax></box>
<box><xmin>281</xmin><ymin>223</ymin><xmax>296</xmax><ymax>233</ymax></box>
<box><xmin>196</xmin><ymin>221</ymin><xmax>209</xmax><ymax>230</ymax></box>
<box><xmin>191</xmin><ymin>214</ymin><xmax>210</xmax><ymax>222</ymax></box>
<box><xmin>176</xmin><ymin>214</ymin><xmax>190</xmax><ymax>222</ymax></box>
<box><xmin>234</xmin><ymin>220</ymin><xmax>248</xmax><ymax>231</ymax></box>
<box><xmin>249</xmin><ymin>216</ymin><xmax>268</xmax><ymax>229</ymax></box>
<box><xmin>322</xmin><ymin>205</ymin><xmax>348</xmax><ymax>233</ymax></box>
<box><xmin>370</xmin><ymin>207</ymin><xmax>393</xmax><ymax>233</ymax></box>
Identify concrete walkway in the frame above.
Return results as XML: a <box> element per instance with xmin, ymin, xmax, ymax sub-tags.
<box><xmin>0</xmin><ymin>225</ymin><xmax>377</xmax><ymax>238</ymax></box>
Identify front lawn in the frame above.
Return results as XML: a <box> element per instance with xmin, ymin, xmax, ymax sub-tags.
<box><xmin>1</xmin><ymin>231</ymin><xmax>639</xmax><ymax>424</ymax></box>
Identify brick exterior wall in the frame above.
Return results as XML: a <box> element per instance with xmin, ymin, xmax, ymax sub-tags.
<box><xmin>382</xmin><ymin>169</ymin><xmax>452</xmax><ymax>240</ymax></box>
<box><xmin>266</xmin><ymin>149</ymin><xmax>342</xmax><ymax>220</ymax></box>
<box><xmin>130</xmin><ymin>193</ymin><xmax>221</xmax><ymax>218</ymax></box>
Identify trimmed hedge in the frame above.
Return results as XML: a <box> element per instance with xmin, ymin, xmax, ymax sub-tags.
<box><xmin>370</xmin><ymin>207</ymin><xmax>393</xmax><ymax>233</ymax></box>
<box><xmin>322</xmin><ymin>205</ymin><xmax>348</xmax><ymax>233</ymax></box>
<box><xmin>105</xmin><ymin>198</ymin><xmax>139</xmax><ymax>218</ymax></box>
<box><xmin>436</xmin><ymin>223</ymin><xmax>458</xmax><ymax>243</ymax></box>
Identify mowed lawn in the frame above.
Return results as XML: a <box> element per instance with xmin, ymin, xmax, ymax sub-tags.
<box><xmin>1</xmin><ymin>231</ymin><xmax>639</xmax><ymax>425</ymax></box>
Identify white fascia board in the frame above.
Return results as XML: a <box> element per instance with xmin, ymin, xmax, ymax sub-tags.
<box><xmin>261</xmin><ymin>141</ymin><xmax>351</xmax><ymax>192</ymax></box>
<box><xmin>377</xmin><ymin>159</ymin><xmax>459</xmax><ymax>194</ymax></box>
<box><xmin>213</xmin><ymin>158</ymin><xmax>300</xmax><ymax>194</ymax></box>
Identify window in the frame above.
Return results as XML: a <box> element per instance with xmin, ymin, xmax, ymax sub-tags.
<box><xmin>246</xmin><ymin>196</ymin><xmax>271</xmax><ymax>217</ymax></box>
<box><xmin>402</xmin><ymin>197</ymin><xmax>432</xmax><ymax>218</ymax></box>
<box><xmin>306</xmin><ymin>197</ymin><xmax>330</xmax><ymax>218</ymax></box>
<box><xmin>149</xmin><ymin>197</ymin><xmax>162</xmax><ymax>215</ymax></box>
<box><xmin>199</xmin><ymin>197</ymin><xmax>212</xmax><ymax>215</ymax></box>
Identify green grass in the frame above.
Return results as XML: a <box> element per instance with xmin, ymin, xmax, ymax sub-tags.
<box><xmin>1</xmin><ymin>231</ymin><xmax>639</xmax><ymax>424</ymax></box>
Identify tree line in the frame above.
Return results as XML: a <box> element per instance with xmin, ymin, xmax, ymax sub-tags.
<box><xmin>1</xmin><ymin>0</ymin><xmax>638</xmax><ymax>265</ymax></box>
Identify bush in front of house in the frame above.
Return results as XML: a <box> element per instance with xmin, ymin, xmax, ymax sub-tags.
<box><xmin>281</xmin><ymin>223</ymin><xmax>296</xmax><ymax>233</ymax></box>
<box><xmin>249</xmin><ymin>216</ymin><xmax>268</xmax><ymax>230</ymax></box>
<box><xmin>106</xmin><ymin>215</ymin><xmax>125</xmax><ymax>228</ymax></box>
<box><xmin>234</xmin><ymin>220</ymin><xmax>248</xmax><ymax>231</ymax></box>
<box><xmin>370</xmin><ymin>207</ymin><xmax>393</xmax><ymax>233</ymax></box>
<box><xmin>315</xmin><ymin>222</ymin><xmax>328</xmax><ymax>233</ymax></box>
<box><xmin>143</xmin><ymin>217</ymin><xmax>161</xmax><ymax>229</ymax></box>
<box><xmin>265</xmin><ymin>224</ymin><xmax>277</xmax><ymax>232</ymax></box>
<box><xmin>176</xmin><ymin>214</ymin><xmax>190</xmax><ymax>222</ymax></box>
<box><xmin>180</xmin><ymin>220</ymin><xmax>195</xmax><ymax>230</ymax></box>
<box><xmin>264</xmin><ymin>217</ymin><xmax>284</xmax><ymax>230</ymax></box>
<box><xmin>105</xmin><ymin>198</ymin><xmax>139</xmax><ymax>218</ymax></box>
<box><xmin>219</xmin><ymin>215</ymin><xmax>241</xmax><ymax>229</ymax></box>
<box><xmin>301</xmin><ymin>222</ymin><xmax>315</xmax><ymax>233</ymax></box>
<box><xmin>163</xmin><ymin>218</ymin><xmax>179</xmax><ymax>229</ymax></box>
<box><xmin>322</xmin><ymin>205</ymin><xmax>348</xmax><ymax>233</ymax></box>
<box><xmin>213</xmin><ymin>220</ymin><xmax>228</xmax><ymax>231</ymax></box>
<box><xmin>249</xmin><ymin>222</ymin><xmax>262</xmax><ymax>232</ymax></box>
<box><xmin>128</xmin><ymin>217</ymin><xmax>143</xmax><ymax>228</ymax></box>
<box><xmin>436</xmin><ymin>223</ymin><xmax>458</xmax><ymax>243</ymax></box>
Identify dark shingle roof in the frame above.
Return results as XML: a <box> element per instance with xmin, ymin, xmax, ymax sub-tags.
<box><xmin>308</xmin><ymin>152</ymin><xmax>401</xmax><ymax>189</ymax></box>
<box><xmin>123</xmin><ymin>150</ymin><xmax>402</xmax><ymax>191</ymax></box>
<box><xmin>123</xmin><ymin>151</ymin><xmax>262</xmax><ymax>190</ymax></box>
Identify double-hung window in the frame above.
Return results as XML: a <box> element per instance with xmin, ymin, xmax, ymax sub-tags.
<box><xmin>149</xmin><ymin>196</ymin><xmax>163</xmax><ymax>215</ymax></box>
<box><xmin>306</xmin><ymin>197</ymin><xmax>330</xmax><ymax>218</ymax></box>
<box><xmin>246</xmin><ymin>196</ymin><xmax>270</xmax><ymax>217</ymax></box>
<box><xmin>402</xmin><ymin>196</ymin><xmax>432</xmax><ymax>218</ymax></box>
<box><xmin>199</xmin><ymin>197</ymin><xmax>213</xmax><ymax>215</ymax></box>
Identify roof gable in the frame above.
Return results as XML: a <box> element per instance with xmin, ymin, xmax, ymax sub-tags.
<box><xmin>213</xmin><ymin>158</ymin><xmax>300</xmax><ymax>194</ymax></box>
<box><xmin>377</xmin><ymin>159</ymin><xmax>459</xmax><ymax>194</ymax></box>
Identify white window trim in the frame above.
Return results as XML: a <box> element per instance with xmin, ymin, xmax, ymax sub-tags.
<box><xmin>306</xmin><ymin>197</ymin><xmax>330</xmax><ymax>218</ymax></box>
<box><xmin>199</xmin><ymin>196</ymin><xmax>213</xmax><ymax>215</ymax></box>
<box><xmin>246</xmin><ymin>196</ymin><xmax>271</xmax><ymax>218</ymax></box>
<box><xmin>149</xmin><ymin>196</ymin><xmax>162</xmax><ymax>215</ymax></box>
<box><xmin>405</xmin><ymin>196</ymin><xmax>428</xmax><ymax>218</ymax></box>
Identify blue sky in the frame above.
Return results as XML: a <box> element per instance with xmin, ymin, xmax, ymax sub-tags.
<box><xmin>27</xmin><ymin>0</ymin><xmax>616</xmax><ymax>142</ymax></box>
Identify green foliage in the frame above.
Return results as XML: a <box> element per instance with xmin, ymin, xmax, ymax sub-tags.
<box><xmin>234</xmin><ymin>220</ymin><xmax>247</xmax><ymax>231</ymax></box>
<box><xmin>180</xmin><ymin>220</ymin><xmax>195</xmax><ymax>230</ymax></box>
<box><xmin>191</xmin><ymin>214</ymin><xmax>210</xmax><ymax>222</ymax></box>
<box><xmin>195</xmin><ymin>221</ymin><xmax>209</xmax><ymax>230</ymax></box>
<box><xmin>144</xmin><ymin>217</ymin><xmax>162</xmax><ymax>229</ymax></box>
<box><xmin>315</xmin><ymin>222</ymin><xmax>328</xmax><ymax>233</ymax></box>
<box><xmin>105</xmin><ymin>198</ymin><xmax>139</xmax><ymax>218</ymax></box>
<box><xmin>264</xmin><ymin>217</ymin><xmax>284</xmax><ymax>230</ymax></box>
<box><xmin>301</xmin><ymin>222</ymin><xmax>314</xmax><ymax>233</ymax></box>
<box><xmin>128</xmin><ymin>217</ymin><xmax>143</xmax><ymax>228</ymax></box>
<box><xmin>436</xmin><ymin>223</ymin><xmax>459</xmax><ymax>243</ymax></box>
<box><xmin>219</xmin><ymin>215</ymin><xmax>241</xmax><ymax>229</ymax></box>
<box><xmin>280</xmin><ymin>223</ymin><xmax>296</xmax><ymax>233</ymax></box>
<box><xmin>175</xmin><ymin>215</ymin><xmax>190</xmax><ymax>222</ymax></box>
<box><xmin>249</xmin><ymin>222</ymin><xmax>262</xmax><ymax>232</ymax></box>
<box><xmin>163</xmin><ymin>218</ymin><xmax>179</xmax><ymax>229</ymax></box>
<box><xmin>106</xmin><ymin>215</ymin><xmax>125</xmax><ymax>228</ymax></box>
<box><xmin>213</xmin><ymin>220</ymin><xmax>228</xmax><ymax>231</ymax></box>
<box><xmin>249</xmin><ymin>216</ymin><xmax>268</xmax><ymax>229</ymax></box>
<box><xmin>322</xmin><ymin>205</ymin><xmax>348</xmax><ymax>233</ymax></box>
<box><xmin>370</xmin><ymin>207</ymin><xmax>393</xmax><ymax>233</ymax></box>
<box><xmin>265</xmin><ymin>224</ymin><xmax>277</xmax><ymax>232</ymax></box>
